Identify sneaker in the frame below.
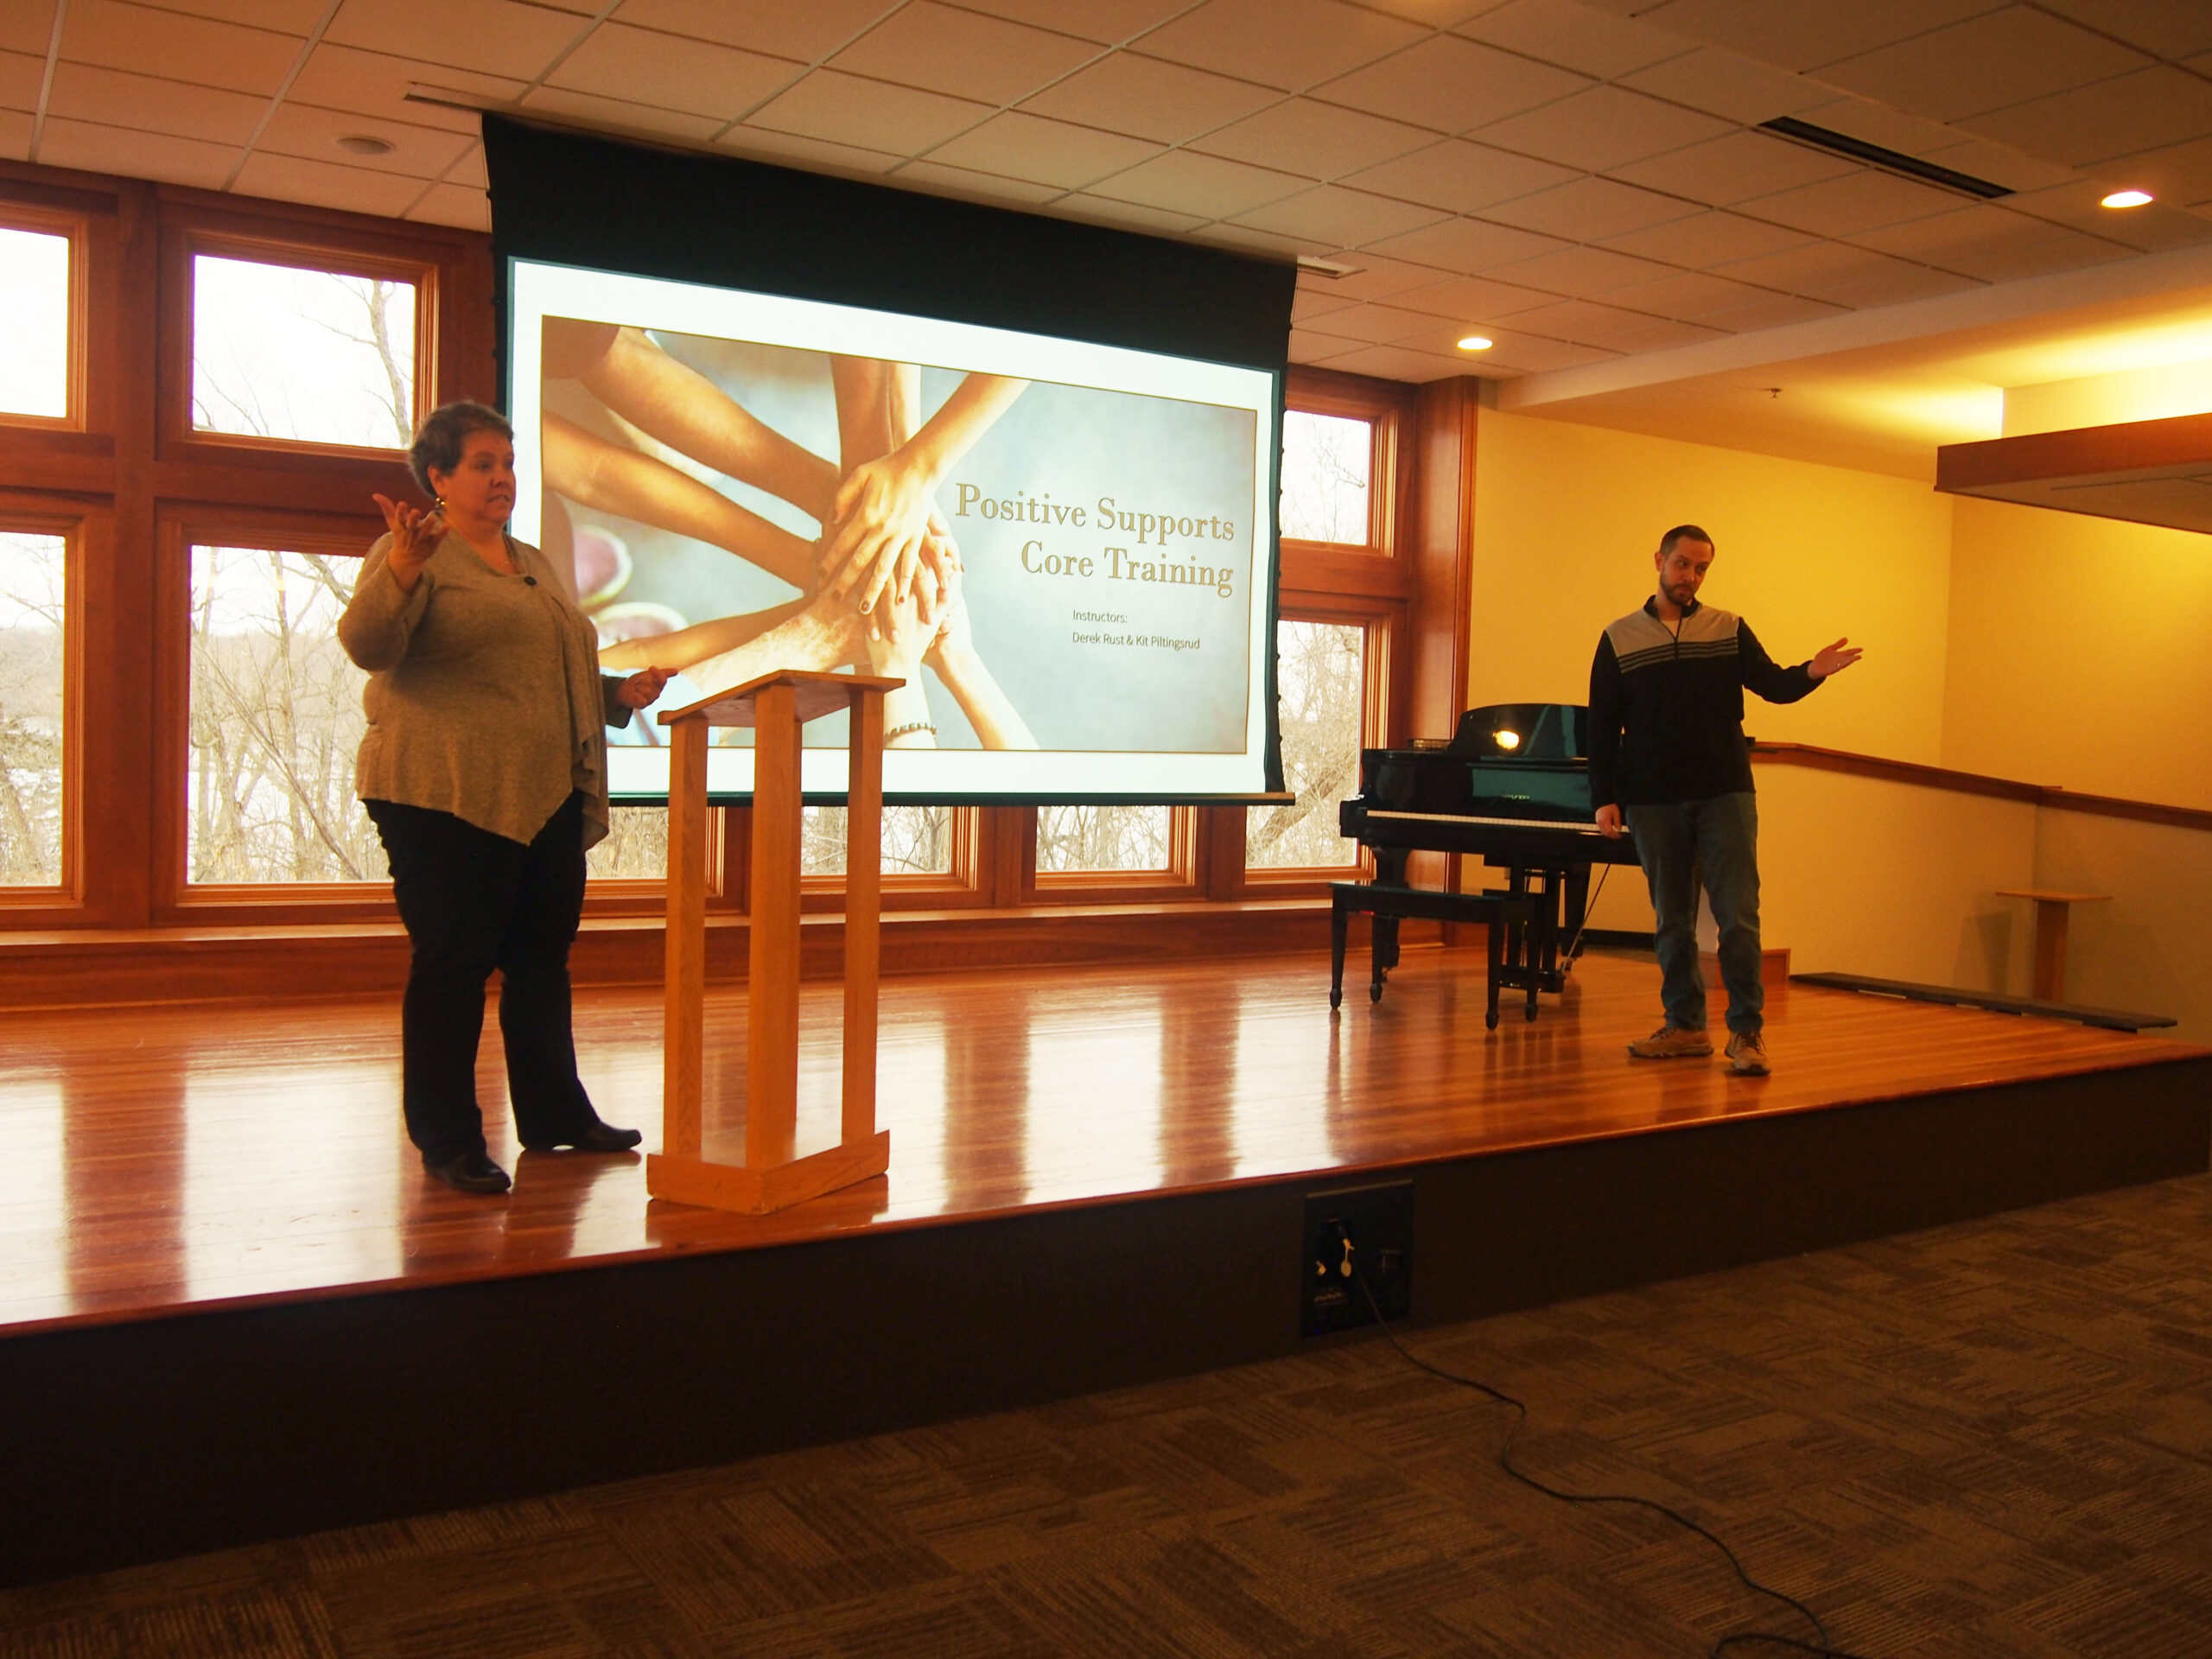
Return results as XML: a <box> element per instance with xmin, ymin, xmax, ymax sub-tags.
<box><xmin>1629</xmin><ymin>1024</ymin><xmax>1713</xmax><ymax>1059</ymax></box>
<box><xmin>1726</xmin><ymin>1032</ymin><xmax>1770</xmax><ymax>1076</ymax></box>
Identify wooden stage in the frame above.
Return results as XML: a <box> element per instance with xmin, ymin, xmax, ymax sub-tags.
<box><xmin>3</xmin><ymin>947</ymin><xmax>2207</xmax><ymax>1585</ymax></box>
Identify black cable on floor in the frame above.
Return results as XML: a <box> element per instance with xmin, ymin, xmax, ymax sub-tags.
<box><xmin>1335</xmin><ymin>1228</ymin><xmax>1873</xmax><ymax>1659</ymax></box>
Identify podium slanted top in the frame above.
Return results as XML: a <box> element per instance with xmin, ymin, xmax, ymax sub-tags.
<box><xmin>658</xmin><ymin>670</ymin><xmax>905</xmax><ymax>729</ymax></box>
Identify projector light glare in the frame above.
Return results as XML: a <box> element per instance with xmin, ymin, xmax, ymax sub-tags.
<box><xmin>2101</xmin><ymin>189</ymin><xmax>2153</xmax><ymax>208</ymax></box>
<box><xmin>1494</xmin><ymin>728</ymin><xmax>1521</xmax><ymax>750</ymax></box>
<box><xmin>1457</xmin><ymin>334</ymin><xmax>1494</xmax><ymax>352</ymax></box>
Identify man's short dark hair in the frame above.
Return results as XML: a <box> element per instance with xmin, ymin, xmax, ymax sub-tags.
<box><xmin>1657</xmin><ymin>524</ymin><xmax>1714</xmax><ymax>557</ymax></box>
<box><xmin>409</xmin><ymin>400</ymin><xmax>513</xmax><ymax>496</ymax></box>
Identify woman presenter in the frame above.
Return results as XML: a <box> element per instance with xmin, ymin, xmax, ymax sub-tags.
<box><xmin>339</xmin><ymin>401</ymin><xmax>670</xmax><ymax>1195</ymax></box>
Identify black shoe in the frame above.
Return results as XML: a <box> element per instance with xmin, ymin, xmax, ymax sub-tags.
<box><xmin>523</xmin><ymin>1122</ymin><xmax>643</xmax><ymax>1154</ymax></box>
<box><xmin>423</xmin><ymin>1150</ymin><xmax>512</xmax><ymax>1194</ymax></box>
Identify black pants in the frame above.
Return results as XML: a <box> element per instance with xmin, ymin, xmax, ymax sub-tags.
<box><xmin>365</xmin><ymin>792</ymin><xmax>598</xmax><ymax>1162</ymax></box>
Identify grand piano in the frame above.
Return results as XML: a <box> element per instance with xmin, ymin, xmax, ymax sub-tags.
<box><xmin>1337</xmin><ymin>702</ymin><xmax>1643</xmax><ymax>1009</ymax></box>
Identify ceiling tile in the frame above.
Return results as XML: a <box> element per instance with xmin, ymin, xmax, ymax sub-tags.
<box><xmin>445</xmin><ymin>144</ymin><xmax>486</xmax><ymax>188</ymax></box>
<box><xmin>1471</xmin><ymin>86</ymin><xmax>1732</xmax><ymax>172</ymax></box>
<box><xmin>2001</xmin><ymin>179</ymin><xmax>2212</xmax><ymax>248</ymax></box>
<box><xmin>1599</xmin><ymin>268</ymin><xmax>1783</xmax><ymax>319</ymax></box>
<box><xmin>1847</xmin><ymin>202</ymin><xmax>2070</xmax><ymax>265</ymax></box>
<box><xmin>1190</xmin><ymin>99</ymin><xmax>1435</xmax><ymax>180</ymax></box>
<box><xmin>1299</xmin><ymin>300</ymin><xmax>1452</xmax><ymax>342</ymax></box>
<box><xmin>929</xmin><ymin>111</ymin><xmax>1160</xmax><ymax>190</ymax></box>
<box><xmin>1387</xmin><ymin>271</ymin><xmax>1560</xmax><ymax>319</ymax></box>
<box><xmin>1134</xmin><ymin>0</ymin><xmax>1427</xmax><ymax>92</ymax></box>
<box><xmin>1452</xmin><ymin>0</ymin><xmax>1691</xmax><ymax>79</ymax></box>
<box><xmin>1734</xmin><ymin>170</ymin><xmax>1967</xmax><ymax>238</ymax></box>
<box><xmin>1812</xmin><ymin>264</ymin><xmax>1983</xmax><ymax>308</ymax></box>
<box><xmin>2035</xmin><ymin>0</ymin><xmax>2212</xmax><ymax>60</ymax></box>
<box><xmin>1362</xmin><ymin>213</ymin><xmax>1573</xmax><ymax>270</ymax></box>
<box><xmin>62</xmin><ymin>0</ymin><xmax>302</xmax><ymax>97</ymax></box>
<box><xmin>1631</xmin><ymin>0</ymin><xmax>2009</xmax><ymax>75</ymax></box>
<box><xmin>1932</xmin><ymin>231</ymin><xmax>2134</xmax><ymax>283</ymax></box>
<box><xmin>285</xmin><ymin>44</ymin><xmax>525</xmax><ymax>136</ymax></box>
<box><xmin>547</xmin><ymin>23</ymin><xmax>798</xmax><ymax>121</ymax></box>
<box><xmin>610</xmin><ymin>0</ymin><xmax>893</xmax><ymax>61</ymax></box>
<box><xmin>1338</xmin><ymin>138</ymin><xmax>1577</xmax><ymax>213</ymax></box>
<box><xmin>144</xmin><ymin>0</ymin><xmax>328</xmax><ymax>27</ymax></box>
<box><xmin>1480</xmin><ymin>175</ymin><xmax>1704</xmax><ymax>240</ymax></box>
<box><xmin>2095</xmin><ymin>134</ymin><xmax>2212</xmax><ymax>206</ymax></box>
<box><xmin>1487</xmin><ymin>242</ymin><xmax>1680</xmax><ymax>293</ymax></box>
<box><xmin>1018</xmin><ymin>51</ymin><xmax>1279</xmax><ymax>145</ymax></box>
<box><xmin>1291</xmin><ymin>285</ymin><xmax>1360</xmax><ymax>322</ymax></box>
<box><xmin>1618</xmin><ymin>47</ymin><xmax>1831</xmax><ymax>125</ymax></box>
<box><xmin>1597</xmin><ymin>207</ymin><xmax>1812</xmax><ymax>265</ymax></box>
<box><xmin>232</xmin><ymin>149</ymin><xmax>428</xmax><ymax>217</ymax></box>
<box><xmin>0</xmin><ymin>7</ymin><xmax>54</xmax><ymax>56</ymax></box>
<box><xmin>1192</xmin><ymin>221</ymin><xmax>1332</xmax><ymax>257</ymax></box>
<box><xmin>1316</xmin><ymin>342</ymin><xmax>1479</xmax><ymax>382</ymax></box>
<box><xmin>1605</xmin><ymin>316</ymin><xmax>1730</xmax><ymax>350</ymax></box>
<box><xmin>1693</xmin><ymin>292</ymin><xmax>1847</xmax><ymax>332</ymax></box>
<box><xmin>1232</xmin><ymin>185</ymin><xmax>1452</xmax><ymax>245</ymax></box>
<box><xmin>716</xmin><ymin>126</ymin><xmax>906</xmax><ymax>175</ymax></box>
<box><xmin>747</xmin><ymin>69</ymin><xmax>994</xmax><ymax>155</ymax></box>
<box><xmin>1911</xmin><ymin>137</ymin><xmax>2079</xmax><ymax>194</ymax></box>
<box><xmin>1710</xmin><ymin>238</ymin><xmax>1929</xmax><ymax>296</ymax></box>
<box><xmin>1287</xmin><ymin>327</ymin><xmax>1356</xmax><ymax>363</ymax></box>
<box><xmin>1815</xmin><ymin>7</ymin><xmax>2151</xmax><ymax>124</ymax></box>
<box><xmin>832</xmin><ymin>3</ymin><xmax>1098</xmax><ymax>106</ymax></box>
<box><xmin>1313</xmin><ymin>34</ymin><xmax>1591</xmax><ymax>136</ymax></box>
<box><xmin>1610</xmin><ymin>128</ymin><xmax>1855</xmax><ymax>206</ymax></box>
<box><xmin>1084</xmin><ymin>148</ymin><xmax>1311</xmax><ymax>219</ymax></box>
<box><xmin>35</xmin><ymin>114</ymin><xmax>235</xmax><ymax>187</ymax></box>
<box><xmin>252</xmin><ymin>102</ymin><xmax>475</xmax><ymax>179</ymax></box>
<box><xmin>893</xmin><ymin>159</ymin><xmax>1065</xmax><ymax>206</ymax></box>
<box><xmin>1300</xmin><ymin>253</ymin><xmax>1458</xmax><ymax>300</ymax></box>
<box><xmin>325</xmin><ymin>0</ymin><xmax>580</xmax><ymax>82</ymax></box>
<box><xmin>0</xmin><ymin>50</ymin><xmax>43</xmax><ymax>111</ymax></box>
<box><xmin>1788</xmin><ymin>97</ymin><xmax>1974</xmax><ymax>162</ymax></box>
<box><xmin>1449</xmin><ymin>325</ymin><xmax>1616</xmax><ymax>368</ymax></box>
<box><xmin>1507</xmin><ymin>296</ymin><xmax>1675</xmax><ymax>347</ymax></box>
<box><xmin>1050</xmin><ymin>193</ymin><xmax>1208</xmax><ymax>233</ymax></box>
<box><xmin>519</xmin><ymin>86</ymin><xmax>725</xmax><ymax>144</ymax></box>
<box><xmin>405</xmin><ymin>181</ymin><xmax>491</xmax><ymax>232</ymax></box>
<box><xmin>1963</xmin><ymin>66</ymin><xmax>2212</xmax><ymax>170</ymax></box>
<box><xmin>47</xmin><ymin>62</ymin><xmax>265</xmax><ymax>147</ymax></box>
<box><xmin>959</xmin><ymin>0</ymin><xmax>1195</xmax><ymax>44</ymax></box>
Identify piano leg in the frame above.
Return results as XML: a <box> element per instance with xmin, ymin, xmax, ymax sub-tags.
<box><xmin>1486</xmin><ymin>910</ymin><xmax>1503</xmax><ymax>1030</ymax></box>
<box><xmin>1329</xmin><ymin>888</ymin><xmax>1348</xmax><ymax>1011</ymax></box>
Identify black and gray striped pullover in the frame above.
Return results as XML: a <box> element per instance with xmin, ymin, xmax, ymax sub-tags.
<box><xmin>1588</xmin><ymin>597</ymin><xmax>1818</xmax><ymax>810</ymax></box>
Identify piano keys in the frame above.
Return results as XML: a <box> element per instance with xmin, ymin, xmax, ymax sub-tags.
<box><xmin>1338</xmin><ymin>702</ymin><xmax>1642</xmax><ymax>1007</ymax></box>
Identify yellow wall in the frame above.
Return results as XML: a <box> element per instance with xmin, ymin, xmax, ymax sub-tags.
<box><xmin>1467</xmin><ymin>410</ymin><xmax>1955</xmax><ymax>764</ymax></box>
<box><xmin>1943</xmin><ymin>496</ymin><xmax>2212</xmax><ymax>810</ymax></box>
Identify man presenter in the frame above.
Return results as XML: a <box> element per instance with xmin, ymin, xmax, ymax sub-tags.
<box><xmin>1590</xmin><ymin>525</ymin><xmax>1862</xmax><ymax>1075</ymax></box>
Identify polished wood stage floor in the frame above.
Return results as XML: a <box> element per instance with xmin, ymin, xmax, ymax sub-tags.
<box><xmin>4</xmin><ymin>948</ymin><xmax>2202</xmax><ymax>1336</ymax></box>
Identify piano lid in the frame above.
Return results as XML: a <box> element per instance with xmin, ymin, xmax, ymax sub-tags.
<box><xmin>1447</xmin><ymin>702</ymin><xmax>1586</xmax><ymax>762</ymax></box>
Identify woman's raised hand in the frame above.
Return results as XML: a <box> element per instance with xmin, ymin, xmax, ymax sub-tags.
<box><xmin>372</xmin><ymin>493</ymin><xmax>446</xmax><ymax>594</ymax></box>
<box><xmin>614</xmin><ymin>666</ymin><xmax>672</xmax><ymax>710</ymax></box>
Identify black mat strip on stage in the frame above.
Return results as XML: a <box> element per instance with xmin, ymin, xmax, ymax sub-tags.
<box><xmin>1790</xmin><ymin>971</ymin><xmax>2179</xmax><ymax>1031</ymax></box>
<box><xmin>3</xmin><ymin>1059</ymin><xmax>2206</xmax><ymax>1588</ymax></box>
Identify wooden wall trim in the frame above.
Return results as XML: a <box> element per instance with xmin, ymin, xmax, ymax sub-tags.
<box><xmin>1936</xmin><ymin>410</ymin><xmax>2212</xmax><ymax>489</ymax></box>
<box><xmin>1751</xmin><ymin>741</ymin><xmax>2212</xmax><ymax>832</ymax></box>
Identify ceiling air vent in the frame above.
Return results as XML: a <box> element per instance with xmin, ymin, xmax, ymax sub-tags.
<box><xmin>1758</xmin><ymin>117</ymin><xmax>2012</xmax><ymax>200</ymax></box>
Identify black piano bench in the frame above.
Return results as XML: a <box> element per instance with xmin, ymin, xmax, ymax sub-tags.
<box><xmin>1330</xmin><ymin>883</ymin><xmax>1540</xmax><ymax>1029</ymax></box>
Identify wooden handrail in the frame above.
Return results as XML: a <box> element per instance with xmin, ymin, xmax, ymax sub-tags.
<box><xmin>1751</xmin><ymin>742</ymin><xmax>2212</xmax><ymax>834</ymax></box>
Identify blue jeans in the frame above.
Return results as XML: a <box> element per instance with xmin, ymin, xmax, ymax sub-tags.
<box><xmin>1624</xmin><ymin>792</ymin><xmax>1763</xmax><ymax>1036</ymax></box>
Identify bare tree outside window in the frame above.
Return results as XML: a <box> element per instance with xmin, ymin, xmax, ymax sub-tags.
<box><xmin>1248</xmin><ymin>620</ymin><xmax>1365</xmax><ymax>869</ymax></box>
<box><xmin>191</xmin><ymin>256</ymin><xmax>416</xmax><ymax>449</ymax></box>
<box><xmin>0</xmin><ymin>229</ymin><xmax>69</xmax><ymax>420</ymax></box>
<box><xmin>1036</xmin><ymin>805</ymin><xmax>1170</xmax><ymax>873</ymax></box>
<box><xmin>1279</xmin><ymin>410</ymin><xmax>1372</xmax><ymax>545</ymax></box>
<box><xmin>0</xmin><ymin>532</ymin><xmax>65</xmax><ymax>885</ymax></box>
<box><xmin>801</xmin><ymin>805</ymin><xmax>956</xmax><ymax>877</ymax></box>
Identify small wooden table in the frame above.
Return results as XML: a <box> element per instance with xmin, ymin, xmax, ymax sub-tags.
<box><xmin>1997</xmin><ymin>888</ymin><xmax>2111</xmax><ymax>1002</ymax></box>
<box><xmin>650</xmin><ymin>670</ymin><xmax>901</xmax><ymax>1216</ymax></box>
<box><xmin>1330</xmin><ymin>883</ymin><xmax>1539</xmax><ymax>1028</ymax></box>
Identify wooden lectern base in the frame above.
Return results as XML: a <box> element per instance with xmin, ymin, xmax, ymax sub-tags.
<box><xmin>647</xmin><ymin>1131</ymin><xmax>891</xmax><ymax>1217</ymax></box>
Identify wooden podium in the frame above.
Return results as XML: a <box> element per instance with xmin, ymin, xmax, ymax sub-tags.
<box><xmin>647</xmin><ymin>670</ymin><xmax>901</xmax><ymax>1215</ymax></box>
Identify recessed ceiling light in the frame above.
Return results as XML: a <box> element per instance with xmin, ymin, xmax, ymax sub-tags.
<box><xmin>335</xmin><ymin>134</ymin><xmax>395</xmax><ymax>156</ymax></box>
<box><xmin>1457</xmin><ymin>335</ymin><xmax>1493</xmax><ymax>352</ymax></box>
<box><xmin>2101</xmin><ymin>189</ymin><xmax>2153</xmax><ymax>208</ymax></box>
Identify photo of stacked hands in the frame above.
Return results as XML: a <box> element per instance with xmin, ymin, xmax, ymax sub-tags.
<box><xmin>539</xmin><ymin>317</ymin><xmax>1037</xmax><ymax>751</ymax></box>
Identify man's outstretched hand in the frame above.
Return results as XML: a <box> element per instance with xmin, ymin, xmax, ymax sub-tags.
<box><xmin>1809</xmin><ymin>637</ymin><xmax>1863</xmax><ymax>679</ymax></box>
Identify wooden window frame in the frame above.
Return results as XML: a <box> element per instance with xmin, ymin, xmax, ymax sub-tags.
<box><xmin>0</xmin><ymin>502</ymin><xmax>89</xmax><ymax>911</ymax></box>
<box><xmin>797</xmin><ymin>803</ymin><xmax>989</xmax><ymax>912</ymax></box>
<box><xmin>0</xmin><ymin>199</ymin><xmax>90</xmax><ymax>435</ymax></box>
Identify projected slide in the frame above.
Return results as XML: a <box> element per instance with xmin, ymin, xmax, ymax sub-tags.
<box><xmin>507</xmin><ymin>261</ymin><xmax>1277</xmax><ymax>802</ymax></box>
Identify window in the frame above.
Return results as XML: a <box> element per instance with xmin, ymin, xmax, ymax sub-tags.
<box><xmin>1247</xmin><ymin>620</ymin><xmax>1367</xmax><ymax>869</ymax></box>
<box><xmin>188</xmin><ymin>543</ymin><xmax>379</xmax><ymax>884</ymax></box>
<box><xmin>1035</xmin><ymin>805</ymin><xmax>1171</xmax><ymax>874</ymax></box>
<box><xmin>0</xmin><ymin>228</ymin><xmax>69</xmax><ymax>422</ymax></box>
<box><xmin>588</xmin><ymin>807</ymin><xmax>671</xmax><ymax>880</ymax></box>
<box><xmin>0</xmin><ymin>531</ymin><xmax>67</xmax><ymax>886</ymax></box>
<box><xmin>191</xmin><ymin>254</ymin><xmax>416</xmax><ymax>449</ymax></box>
<box><xmin>802</xmin><ymin>805</ymin><xmax>956</xmax><ymax>876</ymax></box>
<box><xmin>1279</xmin><ymin>410</ymin><xmax>1373</xmax><ymax>545</ymax></box>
